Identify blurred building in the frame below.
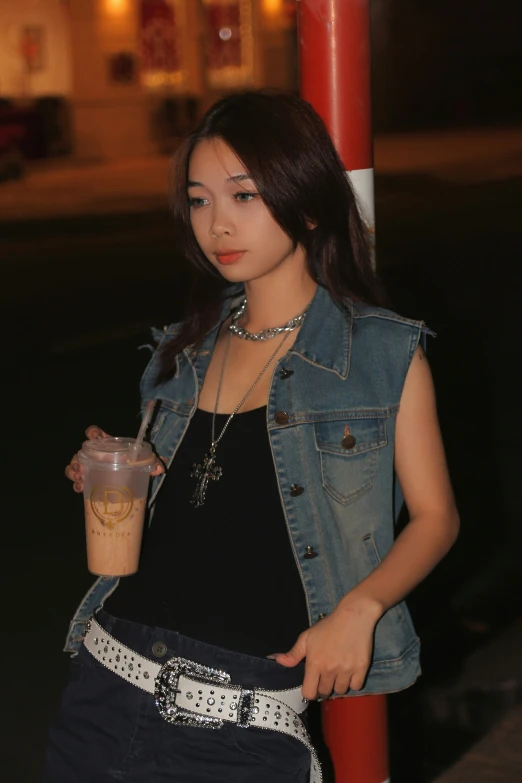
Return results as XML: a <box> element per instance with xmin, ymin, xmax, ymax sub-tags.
<box><xmin>0</xmin><ymin>0</ymin><xmax>72</xmax><ymax>99</ymax></box>
<box><xmin>0</xmin><ymin>0</ymin><xmax>297</xmax><ymax>160</ymax></box>
<box><xmin>0</xmin><ymin>0</ymin><xmax>519</xmax><ymax>162</ymax></box>
<box><xmin>0</xmin><ymin>0</ymin><xmax>73</xmax><ymax>160</ymax></box>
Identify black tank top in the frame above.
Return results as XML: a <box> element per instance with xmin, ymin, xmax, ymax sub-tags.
<box><xmin>105</xmin><ymin>407</ymin><xmax>309</xmax><ymax>657</ymax></box>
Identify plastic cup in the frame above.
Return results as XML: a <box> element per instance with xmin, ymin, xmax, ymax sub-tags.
<box><xmin>78</xmin><ymin>437</ymin><xmax>156</xmax><ymax>577</ymax></box>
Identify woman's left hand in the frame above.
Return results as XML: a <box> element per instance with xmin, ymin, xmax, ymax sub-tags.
<box><xmin>270</xmin><ymin>595</ymin><xmax>382</xmax><ymax>700</ymax></box>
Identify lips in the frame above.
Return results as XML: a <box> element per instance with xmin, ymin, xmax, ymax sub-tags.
<box><xmin>215</xmin><ymin>250</ymin><xmax>245</xmax><ymax>265</ymax></box>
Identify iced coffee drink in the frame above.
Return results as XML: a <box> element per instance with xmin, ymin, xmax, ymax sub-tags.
<box><xmin>84</xmin><ymin>495</ymin><xmax>147</xmax><ymax>576</ymax></box>
<box><xmin>78</xmin><ymin>438</ymin><xmax>156</xmax><ymax>576</ymax></box>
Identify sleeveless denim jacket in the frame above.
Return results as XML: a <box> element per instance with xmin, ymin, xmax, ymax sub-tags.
<box><xmin>65</xmin><ymin>285</ymin><xmax>430</xmax><ymax>696</ymax></box>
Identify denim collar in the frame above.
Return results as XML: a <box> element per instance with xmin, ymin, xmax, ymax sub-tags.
<box><xmin>289</xmin><ymin>285</ymin><xmax>351</xmax><ymax>379</ymax></box>
<box><xmin>198</xmin><ymin>284</ymin><xmax>352</xmax><ymax>380</ymax></box>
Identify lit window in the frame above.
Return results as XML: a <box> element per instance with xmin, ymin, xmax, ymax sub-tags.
<box><xmin>202</xmin><ymin>0</ymin><xmax>253</xmax><ymax>88</ymax></box>
<box><xmin>139</xmin><ymin>0</ymin><xmax>185</xmax><ymax>89</ymax></box>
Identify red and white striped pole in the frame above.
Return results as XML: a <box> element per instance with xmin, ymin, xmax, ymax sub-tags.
<box><xmin>298</xmin><ymin>0</ymin><xmax>375</xmax><ymax>235</ymax></box>
<box><xmin>298</xmin><ymin>1</ymin><xmax>388</xmax><ymax>782</ymax></box>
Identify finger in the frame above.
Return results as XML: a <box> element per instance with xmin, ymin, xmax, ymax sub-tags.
<box><xmin>332</xmin><ymin>676</ymin><xmax>351</xmax><ymax>696</ymax></box>
<box><xmin>65</xmin><ymin>462</ymin><xmax>84</xmax><ymax>481</ymax></box>
<box><xmin>302</xmin><ymin>666</ymin><xmax>320</xmax><ymax>701</ymax></box>
<box><xmin>73</xmin><ymin>482</ymin><xmax>83</xmax><ymax>493</ymax></box>
<box><xmin>271</xmin><ymin>632</ymin><xmax>307</xmax><ymax>668</ymax></box>
<box><xmin>85</xmin><ymin>426</ymin><xmax>108</xmax><ymax>440</ymax></box>
<box><xmin>316</xmin><ymin>675</ymin><xmax>336</xmax><ymax>701</ymax></box>
<box><xmin>71</xmin><ymin>462</ymin><xmax>84</xmax><ymax>479</ymax></box>
<box><xmin>348</xmin><ymin>670</ymin><xmax>366</xmax><ymax>692</ymax></box>
<box><xmin>150</xmin><ymin>463</ymin><xmax>165</xmax><ymax>476</ymax></box>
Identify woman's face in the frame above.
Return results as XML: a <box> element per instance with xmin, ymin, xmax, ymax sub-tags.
<box><xmin>188</xmin><ymin>138</ymin><xmax>306</xmax><ymax>284</ymax></box>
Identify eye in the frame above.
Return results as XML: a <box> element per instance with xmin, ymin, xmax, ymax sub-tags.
<box><xmin>234</xmin><ymin>191</ymin><xmax>258</xmax><ymax>202</ymax></box>
<box><xmin>189</xmin><ymin>196</ymin><xmax>209</xmax><ymax>208</ymax></box>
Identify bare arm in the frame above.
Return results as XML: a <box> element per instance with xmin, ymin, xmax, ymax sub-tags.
<box><xmin>341</xmin><ymin>344</ymin><xmax>460</xmax><ymax>615</ymax></box>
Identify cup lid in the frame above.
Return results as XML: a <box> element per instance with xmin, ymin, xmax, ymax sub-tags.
<box><xmin>78</xmin><ymin>437</ymin><xmax>155</xmax><ymax>466</ymax></box>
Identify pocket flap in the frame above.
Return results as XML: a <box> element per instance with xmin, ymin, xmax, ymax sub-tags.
<box><xmin>314</xmin><ymin>417</ymin><xmax>387</xmax><ymax>456</ymax></box>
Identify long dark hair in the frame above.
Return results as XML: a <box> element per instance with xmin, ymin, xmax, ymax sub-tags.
<box><xmin>158</xmin><ymin>89</ymin><xmax>385</xmax><ymax>382</ymax></box>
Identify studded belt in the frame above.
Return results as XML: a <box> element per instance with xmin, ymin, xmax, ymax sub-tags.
<box><xmin>83</xmin><ymin>616</ymin><xmax>322</xmax><ymax>782</ymax></box>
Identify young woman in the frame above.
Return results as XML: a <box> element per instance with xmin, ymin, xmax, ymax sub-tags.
<box><xmin>47</xmin><ymin>90</ymin><xmax>459</xmax><ymax>783</ymax></box>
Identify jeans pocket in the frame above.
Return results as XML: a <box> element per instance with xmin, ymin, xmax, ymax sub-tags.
<box><xmin>224</xmin><ymin>723</ymin><xmax>311</xmax><ymax>777</ymax></box>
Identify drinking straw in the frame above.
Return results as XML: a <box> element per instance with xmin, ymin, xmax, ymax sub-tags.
<box><xmin>128</xmin><ymin>400</ymin><xmax>156</xmax><ymax>463</ymax></box>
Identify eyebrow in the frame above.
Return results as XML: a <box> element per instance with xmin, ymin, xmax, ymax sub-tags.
<box><xmin>187</xmin><ymin>173</ymin><xmax>253</xmax><ymax>188</ymax></box>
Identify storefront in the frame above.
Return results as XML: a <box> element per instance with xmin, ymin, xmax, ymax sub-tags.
<box><xmin>0</xmin><ymin>0</ymin><xmax>297</xmax><ymax>160</ymax></box>
<box><xmin>75</xmin><ymin>0</ymin><xmax>296</xmax><ymax>158</ymax></box>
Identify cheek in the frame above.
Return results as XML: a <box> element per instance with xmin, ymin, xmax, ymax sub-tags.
<box><xmin>256</xmin><ymin>211</ymin><xmax>291</xmax><ymax>247</ymax></box>
<box><xmin>260</xmin><ymin>224</ymin><xmax>293</xmax><ymax>254</ymax></box>
<box><xmin>190</xmin><ymin>213</ymin><xmax>207</xmax><ymax>244</ymax></box>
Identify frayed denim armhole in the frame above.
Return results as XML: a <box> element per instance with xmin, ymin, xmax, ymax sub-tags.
<box><xmin>420</xmin><ymin>323</ymin><xmax>437</xmax><ymax>353</ymax></box>
<box><xmin>407</xmin><ymin>322</ymin><xmax>435</xmax><ymax>366</ymax></box>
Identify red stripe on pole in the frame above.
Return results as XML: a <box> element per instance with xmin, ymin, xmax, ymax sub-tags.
<box><xmin>321</xmin><ymin>695</ymin><xmax>389</xmax><ymax>783</ymax></box>
<box><xmin>298</xmin><ymin>0</ymin><xmax>373</xmax><ymax>171</ymax></box>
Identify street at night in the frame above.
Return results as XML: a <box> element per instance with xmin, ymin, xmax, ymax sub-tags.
<box><xmin>2</xmin><ymin>0</ymin><xmax>522</xmax><ymax>779</ymax></box>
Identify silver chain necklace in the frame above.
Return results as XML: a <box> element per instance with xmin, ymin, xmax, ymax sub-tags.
<box><xmin>190</xmin><ymin>329</ymin><xmax>291</xmax><ymax>507</ymax></box>
<box><xmin>228</xmin><ymin>298</ymin><xmax>311</xmax><ymax>341</ymax></box>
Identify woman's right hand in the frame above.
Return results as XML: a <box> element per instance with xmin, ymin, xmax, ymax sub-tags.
<box><xmin>65</xmin><ymin>425</ymin><xmax>109</xmax><ymax>494</ymax></box>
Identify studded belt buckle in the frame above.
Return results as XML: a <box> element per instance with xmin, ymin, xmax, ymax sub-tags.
<box><xmin>155</xmin><ymin>657</ymin><xmax>232</xmax><ymax>729</ymax></box>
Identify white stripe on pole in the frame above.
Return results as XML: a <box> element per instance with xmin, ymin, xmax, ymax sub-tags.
<box><xmin>347</xmin><ymin>167</ymin><xmax>375</xmax><ymax>229</ymax></box>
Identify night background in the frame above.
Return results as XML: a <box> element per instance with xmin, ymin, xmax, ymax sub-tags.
<box><xmin>1</xmin><ymin>1</ymin><xmax>521</xmax><ymax>781</ymax></box>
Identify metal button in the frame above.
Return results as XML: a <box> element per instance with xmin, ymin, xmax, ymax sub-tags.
<box><xmin>317</xmin><ymin>613</ymin><xmax>327</xmax><ymax>621</ymax></box>
<box><xmin>152</xmin><ymin>641</ymin><xmax>167</xmax><ymax>658</ymax></box>
<box><xmin>290</xmin><ymin>484</ymin><xmax>304</xmax><ymax>497</ymax></box>
<box><xmin>341</xmin><ymin>435</ymin><xmax>357</xmax><ymax>449</ymax></box>
<box><xmin>274</xmin><ymin>410</ymin><xmax>289</xmax><ymax>425</ymax></box>
<box><xmin>304</xmin><ymin>546</ymin><xmax>318</xmax><ymax>560</ymax></box>
<box><xmin>279</xmin><ymin>367</ymin><xmax>294</xmax><ymax>380</ymax></box>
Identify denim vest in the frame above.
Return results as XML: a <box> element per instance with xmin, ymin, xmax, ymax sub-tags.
<box><xmin>66</xmin><ymin>285</ymin><xmax>429</xmax><ymax>696</ymax></box>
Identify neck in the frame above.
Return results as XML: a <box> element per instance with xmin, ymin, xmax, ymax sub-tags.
<box><xmin>241</xmin><ymin>261</ymin><xmax>318</xmax><ymax>333</ymax></box>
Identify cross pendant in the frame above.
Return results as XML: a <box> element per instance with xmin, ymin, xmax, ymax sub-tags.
<box><xmin>190</xmin><ymin>447</ymin><xmax>223</xmax><ymax>507</ymax></box>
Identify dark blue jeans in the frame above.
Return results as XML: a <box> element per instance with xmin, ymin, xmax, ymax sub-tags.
<box><xmin>43</xmin><ymin>610</ymin><xmax>310</xmax><ymax>782</ymax></box>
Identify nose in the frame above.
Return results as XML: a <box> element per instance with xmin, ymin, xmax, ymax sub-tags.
<box><xmin>209</xmin><ymin>204</ymin><xmax>233</xmax><ymax>239</ymax></box>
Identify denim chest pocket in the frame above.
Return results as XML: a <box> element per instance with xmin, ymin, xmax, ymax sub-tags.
<box><xmin>314</xmin><ymin>416</ymin><xmax>388</xmax><ymax>505</ymax></box>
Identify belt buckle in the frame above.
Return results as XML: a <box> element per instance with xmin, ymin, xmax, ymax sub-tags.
<box><xmin>155</xmin><ymin>656</ymin><xmax>231</xmax><ymax>729</ymax></box>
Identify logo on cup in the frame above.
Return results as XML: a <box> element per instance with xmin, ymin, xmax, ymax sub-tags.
<box><xmin>90</xmin><ymin>485</ymin><xmax>134</xmax><ymax>530</ymax></box>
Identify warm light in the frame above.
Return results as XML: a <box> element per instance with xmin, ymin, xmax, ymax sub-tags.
<box><xmin>262</xmin><ymin>0</ymin><xmax>283</xmax><ymax>16</ymax></box>
<box><xmin>104</xmin><ymin>0</ymin><xmax>129</xmax><ymax>16</ymax></box>
<box><xmin>141</xmin><ymin>70</ymin><xmax>185</xmax><ymax>89</ymax></box>
<box><xmin>219</xmin><ymin>27</ymin><xmax>232</xmax><ymax>41</ymax></box>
